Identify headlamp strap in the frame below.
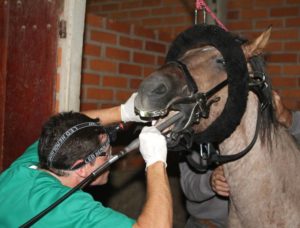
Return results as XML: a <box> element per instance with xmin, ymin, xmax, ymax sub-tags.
<box><xmin>47</xmin><ymin>122</ymin><xmax>101</xmax><ymax>167</ymax></box>
<box><xmin>69</xmin><ymin>138</ymin><xmax>110</xmax><ymax>170</ymax></box>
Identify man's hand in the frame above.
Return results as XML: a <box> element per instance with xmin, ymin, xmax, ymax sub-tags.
<box><xmin>210</xmin><ymin>166</ymin><xmax>230</xmax><ymax>197</ymax></box>
<box><xmin>134</xmin><ymin>126</ymin><xmax>172</xmax><ymax>228</ymax></box>
<box><xmin>121</xmin><ymin>93</ymin><xmax>147</xmax><ymax>123</ymax></box>
<box><xmin>139</xmin><ymin>126</ymin><xmax>167</xmax><ymax>168</ymax></box>
<box><xmin>273</xmin><ymin>91</ymin><xmax>292</xmax><ymax>128</ymax></box>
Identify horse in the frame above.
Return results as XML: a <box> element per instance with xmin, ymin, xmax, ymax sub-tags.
<box><xmin>134</xmin><ymin>24</ymin><xmax>300</xmax><ymax>227</ymax></box>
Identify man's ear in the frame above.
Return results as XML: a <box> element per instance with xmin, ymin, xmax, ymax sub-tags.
<box><xmin>72</xmin><ymin>160</ymin><xmax>89</xmax><ymax>178</ymax></box>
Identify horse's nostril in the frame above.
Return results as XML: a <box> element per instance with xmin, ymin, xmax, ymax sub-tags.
<box><xmin>151</xmin><ymin>84</ymin><xmax>167</xmax><ymax>95</ymax></box>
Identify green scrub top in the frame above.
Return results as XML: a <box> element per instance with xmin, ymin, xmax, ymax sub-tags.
<box><xmin>0</xmin><ymin>141</ymin><xmax>135</xmax><ymax>227</ymax></box>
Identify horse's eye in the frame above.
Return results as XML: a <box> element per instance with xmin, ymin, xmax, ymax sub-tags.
<box><xmin>216</xmin><ymin>58</ymin><xmax>225</xmax><ymax>65</ymax></box>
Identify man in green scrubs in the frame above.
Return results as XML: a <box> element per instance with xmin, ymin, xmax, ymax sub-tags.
<box><xmin>0</xmin><ymin>94</ymin><xmax>172</xmax><ymax>227</ymax></box>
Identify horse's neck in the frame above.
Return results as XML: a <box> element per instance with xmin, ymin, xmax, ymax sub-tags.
<box><xmin>219</xmin><ymin>93</ymin><xmax>260</xmax><ymax>159</ymax></box>
<box><xmin>219</xmin><ymin>92</ymin><xmax>300</xmax><ymax>172</ymax></box>
<box><xmin>219</xmin><ymin>93</ymin><xmax>300</xmax><ymax>227</ymax></box>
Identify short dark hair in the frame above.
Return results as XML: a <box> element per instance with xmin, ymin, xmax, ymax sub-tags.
<box><xmin>38</xmin><ymin>112</ymin><xmax>105</xmax><ymax>175</ymax></box>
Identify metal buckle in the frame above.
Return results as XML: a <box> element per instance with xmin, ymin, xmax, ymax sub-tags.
<box><xmin>199</xmin><ymin>143</ymin><xmax>211</xmax><ymax>171</ymax></box>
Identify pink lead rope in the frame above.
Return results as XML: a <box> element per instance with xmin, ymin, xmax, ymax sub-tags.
<box><xmin>195</xmin><ymin>0</ymin><xmax>228</xmax><ymax>31</ymax></box>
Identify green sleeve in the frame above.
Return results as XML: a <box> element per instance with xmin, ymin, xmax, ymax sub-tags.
<box><xmin>28</xmin><ymin>187</ymin><xmax>136</xmax><ymax>227</ymax></box>
<box><xmin>11</xmin><ymin>141</ymin><xmax>39</xmax><ymax>168</ymax></box>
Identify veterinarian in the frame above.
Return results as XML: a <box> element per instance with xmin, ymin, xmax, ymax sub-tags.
<box><xmin>180</xmin><ymin>91</ymin><xmax>300</xmax><ymax>228</ymax></box>
<box><xmin>0</xmin><ymin>94</ymin><xmax>172</xmax><ymax>227</ymax></box>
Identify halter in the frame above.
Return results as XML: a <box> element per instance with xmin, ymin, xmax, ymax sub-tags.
<box><xmin>163</xmin><ymin>25</ymin><xmax>271</xmax><ymax>171</ymax></box>
<box><xmin>166</xmin><ymin>60</ymin><xmax>228</xmax><ymax>130</ymax></box>
<box><xmin>173</xmin><ymin>56</ymin><xmax>270</xmax><ymax>172</ymax></box>
<box><xmin>187</xmin><ymin>102</ymin><xmax>262</xmax><ymax>172</ymax></box>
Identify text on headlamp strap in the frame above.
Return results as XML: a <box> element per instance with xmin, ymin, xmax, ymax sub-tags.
<box><xmin>47</xmin><ymin>122</ymin><xmax>100</xmax><ymax>166</ymax></box>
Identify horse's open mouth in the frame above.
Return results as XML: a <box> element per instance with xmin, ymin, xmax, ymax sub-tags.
<box><xmin>151</xmin><ymin>111</ymin><xmax>180</xmax><ymax>135</ymax></box>
<box><xmin>149</xmin><ymin>110</ymin><xmax>194</xmax><ymax>150</ymax></box>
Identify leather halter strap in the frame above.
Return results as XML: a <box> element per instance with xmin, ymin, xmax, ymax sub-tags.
<box><xmin>167</xmin><ymin>58</ymin><xmax>267</xmax><ymax>171</ymax></box>
<box><xmin>170</xmin><ymin>60</ymin><xmax>228</xmax><ymax>99</ymax></box>
<box><xmin>187</xmin><ymin>102</ymin><xmax>261</xmax><ymax>172</ymax></box>
<box><xmin>170</xmin><ymin>60</ymin><xmax>198</xmax><ymax>94</ymax></box>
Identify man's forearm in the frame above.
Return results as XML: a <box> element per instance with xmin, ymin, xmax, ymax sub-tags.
<box><xmin>179</xmin><ymin>162</ymin><xmax>215</xmax><ymax>201</ymax></box>
<box><xmin>288</xmin><ymin>111</ymin><xmax>300</xmax><ymax>144</ymax></box>
<box><xmin>134</xmin><ymin>162</ymin><xmax>172</xmax><ymax>228</ymax></box>
<box><xmin>83</xmin><ymin>106</ymin><xmax>121</xmax><ymax>125</ymax></box>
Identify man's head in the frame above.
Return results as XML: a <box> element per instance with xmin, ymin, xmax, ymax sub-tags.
<box><xmin>38</xmin><ymin>112</ymin><xmax>111</xmax><ymax>184</ymax></box>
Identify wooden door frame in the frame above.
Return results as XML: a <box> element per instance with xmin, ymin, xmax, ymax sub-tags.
<box><xmin>58</xmin><ymin>0</ymin><xmax>86</xmax><ymax>112</ymax></box>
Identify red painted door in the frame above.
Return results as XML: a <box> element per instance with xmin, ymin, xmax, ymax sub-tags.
<box><xmin>0</xmin><ymin>0</ymin><xmax>63</xmax><ymax>170</ymax></box>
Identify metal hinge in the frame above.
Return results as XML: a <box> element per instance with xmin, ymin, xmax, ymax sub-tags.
<box><xmin>59</xmin><ymin>20</ymin><xmax>67</xmax><ymax>38</ymax></box>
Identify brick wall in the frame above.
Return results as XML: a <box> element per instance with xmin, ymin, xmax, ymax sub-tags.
<box><xmin>87</xmin><ymin>0</ymin><xmax>300</xmax><ymax>110</ymax></box>
<box><xmin>81</xmin><ymin>14</ymin><xmax>172</xmax><ymax>110</ymax></box>
<box><xmin>226</xmin><ymin>0</ymin><xmax>300</xmax><ymax>109</ymax></box>
<box><xmin>87</xmin><ymin>0</ymin><xmax>195</xmax><ymax>38</ymax></box>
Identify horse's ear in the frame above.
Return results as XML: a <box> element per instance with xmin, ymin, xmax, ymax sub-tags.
<box><xmin>242</xmin><ymin>26</ymin><xmax>272</xmax><ymax>59</ymax></box>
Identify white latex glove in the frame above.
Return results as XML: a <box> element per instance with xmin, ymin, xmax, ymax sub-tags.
<box><xmin>120</xmin><ymin>93</ymin><xmax>146</xmax><ymax>123</ymax></box>
<box><xmin>139</xmin><ymin>126</ymin><xmax>167</xmax><ymax>168</ymax></box>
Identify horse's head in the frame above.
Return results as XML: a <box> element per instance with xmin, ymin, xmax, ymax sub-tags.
<box><xmin>135</xmin><ymin>24</ymin><xmax>273</xmax><ymax>152</ymax></box>
<box><xmin>136</xmin><ymin>44</ymin><xmax>228</xmax><ymax>128</ymax></box>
